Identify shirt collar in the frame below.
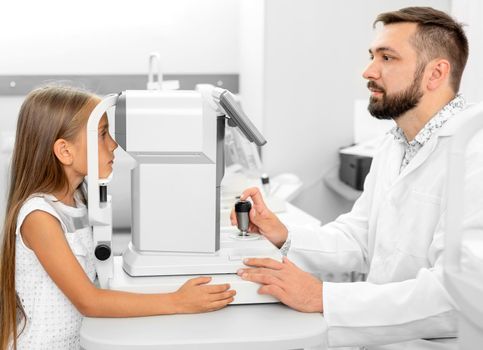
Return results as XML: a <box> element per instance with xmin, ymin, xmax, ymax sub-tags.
<box><xmin>389</xmin><ymin>94</ymin><xmax>466</xmax><ymax>145</ymax></box>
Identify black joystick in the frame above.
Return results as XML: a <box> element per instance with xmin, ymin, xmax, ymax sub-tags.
<box><xmin>235</xmin><ymin>200</ymin><xmax>252</xmax><ymax>236</ymax></box>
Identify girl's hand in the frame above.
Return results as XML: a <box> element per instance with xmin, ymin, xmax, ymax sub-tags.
<box><xmin>230</xmin><ymin>187</ymin><xmax>289</xmax><ymax>248</ymax></box>
<box><xmin>172</xmin><ymin>277</ymin><xmax>236</xmax><ymax>313</ymax></box>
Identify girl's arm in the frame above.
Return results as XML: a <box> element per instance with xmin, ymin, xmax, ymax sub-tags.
<box><xmin>21</xmin><ymin>211</ymin><xmax>235</xmax><ymax>317</ymax></box>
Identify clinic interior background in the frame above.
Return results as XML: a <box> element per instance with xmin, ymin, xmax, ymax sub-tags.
<box><xmin>1</xmin><ymin>0</ymin><xmax>482</xmax><ymax>230</ymax></box>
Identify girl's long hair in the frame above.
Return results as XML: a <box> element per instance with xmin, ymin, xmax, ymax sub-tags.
<box><xmin>0</xmin><ymin>85</ymin><xmax>97</xmax><ymax>349</ymax></box>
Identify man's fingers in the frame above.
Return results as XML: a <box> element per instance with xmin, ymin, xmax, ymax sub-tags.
<box><xmin>230</xmin><ymin>209</ymin><xmax>237</xmax><ymax>226</ymax></box>
<box><xmin>248</xmin><ymin>223</ymin><xmax>260</xmax><ymax>233</ymax></box>
<box><xmin>239</xmin><ymin>272</ymin><xmax>284</xmax><ymax>288</ymax></box>
<box><xmin>282</xmin><ymin>256</ymin><xmax>296</xmax><ymax>267</ymax></box>
<box><xmin>249</xmin><ymin>208</ymin><xmax>257</xmax><ymax>222</ymax></box>
<box><xmin>240</xmin><ymin>187</ymin><xmax>267</xmax><ymax>207</ymax></box>
<box><xmin>243</xmin><ymin>257</ymin><xmax>284</xmax><ymax>270</ymax></box>
<box><xmin>237</xmin><ymin>267</ymin><xmax>281</xmax><ymax>278</ymax></box>
<box><xmin>258</xmin><ymin>284</ymin><xmax>287</xmax><ymax>302</ymax></box>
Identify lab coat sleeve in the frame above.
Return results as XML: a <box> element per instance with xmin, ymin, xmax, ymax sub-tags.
<box><xmin>323</xmin><ymin>264</ymin><xmax>458</xmax><ymax>347</ymax></box>
<box><xmin>286</xmin><ymin>161</ymin><xmax>377</xmax><ymax>274</ymax></box>
<box><xmin>322</xmin><ymin>136</ymin><xmax>483</xmax><ymax>348</ymax></box>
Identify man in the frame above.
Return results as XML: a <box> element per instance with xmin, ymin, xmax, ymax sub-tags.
<box><xmin>231</xmin><ymin>7</ymin><xmax>483</xmax><ymax>349</ymax></box>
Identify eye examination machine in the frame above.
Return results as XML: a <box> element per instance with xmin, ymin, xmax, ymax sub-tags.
<box><xmin>86</xmin><ymin>85</ymin><xmax>282</xmax><ymax>304</ymax></box>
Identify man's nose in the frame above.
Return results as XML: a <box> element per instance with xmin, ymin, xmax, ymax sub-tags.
<box><xmin>362</xmin><ymin>60</ymin><xmax>380</xmax><ymax>81</ymax></box>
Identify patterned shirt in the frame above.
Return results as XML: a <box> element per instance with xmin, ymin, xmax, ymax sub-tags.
<box><xmin>390</xmin><ymin>94</ymin><xmax>466</xmax><ymax>172</ymax></box>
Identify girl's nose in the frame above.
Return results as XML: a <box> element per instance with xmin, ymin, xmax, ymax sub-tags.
<box><xmin>109</xmin><ymin>134</ymin><xmax>118</xmax><ymax>151</ymax></box>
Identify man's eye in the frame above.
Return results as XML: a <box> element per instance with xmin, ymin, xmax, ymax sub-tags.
<box><xmin>369</xmin><ymin>55</ymin><xmax>374</xmax><ymax>60</ymax></box>
<box><xmin>382</xmin><ymin>55</ymin><xmax>392</xmax><ymax>61</ymax></box>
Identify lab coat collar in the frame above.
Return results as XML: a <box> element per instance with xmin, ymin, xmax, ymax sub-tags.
<box><xmin>392</xmin><ymin>101</ymin><xmax>472</xmax><ymax>182</ymax></box>
<box><xmin>396</xmin><ymin>129</ymin><xmax>439</xmax><ymax>178</ymax></box>
<box><xmin>436</xmin><ymin>102</ymin><xmax>477</xmax><ymax>137</ymax></box>
<box><xmin>389</xmin><ymin>93</ymin><xmax>466</xmax><ymax>146</ymax></box>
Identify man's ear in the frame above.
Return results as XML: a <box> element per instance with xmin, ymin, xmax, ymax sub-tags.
<box><xmin>426</xmin><ymin>58</ymin><xmax>451</xmax><ymax>91</ymax></box>
<box><xmin>53</xmin><ymin>139</ymin><xmax>73</xmax><ymax>166</ymax></box>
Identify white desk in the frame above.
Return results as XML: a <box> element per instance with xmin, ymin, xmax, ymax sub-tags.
<box><xmin>81</xmin><ymin>203</ymin><xmax>327</xmax><ymax>349</ymax></box>
<box><xmin>81</xmin><ymin>303</ymin><xmax>327</xmax><ymax>349</ymax></box>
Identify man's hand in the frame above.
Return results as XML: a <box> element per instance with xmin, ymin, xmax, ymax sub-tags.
<box><xmin>230</xmin><ymin>187</ymin><xmax>288</xmax><ymax>248</ymax></box>
<box><xmin>238</xmin><ymin>257</ymin><xmax>323</xmax><ymax>313</ymax></box>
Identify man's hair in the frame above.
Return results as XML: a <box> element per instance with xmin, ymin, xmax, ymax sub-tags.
<box><xmin>375</xmin><ymin>7</ymin><xmax>468</xmax><ymax>93</ymax></box>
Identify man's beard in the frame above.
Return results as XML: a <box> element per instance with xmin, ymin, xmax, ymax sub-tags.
<box><xmin>367</xmin><ymin>67</ymin><xmax>424</xmax><ymax>120</ymax></box>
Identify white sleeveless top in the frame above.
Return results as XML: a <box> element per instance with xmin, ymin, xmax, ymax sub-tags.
<box><xmin>15</xmin><ymin>192</ymin><xmax>96</xmax><ymax>350</ymax></box>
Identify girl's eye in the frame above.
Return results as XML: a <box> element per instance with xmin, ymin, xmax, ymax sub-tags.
<box><xmin>383</xmin><ymin>55</ymin><xmax>392</xmax><ymax>61</ymax></box>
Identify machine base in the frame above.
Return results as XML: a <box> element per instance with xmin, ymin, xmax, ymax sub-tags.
<box><xmin>110</xmin><ymin>228</ymin><xmax>282</xmax><ymax>304</ymax></box>
<box><xmin>109</xmin><ymin>256</ymin><xmax>279</xmax><ymax>304</ymax></box>
<box><xmin>122</xmin><ymin>228</ymin><xmax>282</xmax><ymax>276</ymax></box>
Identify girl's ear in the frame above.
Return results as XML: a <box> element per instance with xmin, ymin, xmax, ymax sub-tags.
<box><xmin>53</xmin><ymin>139</ymin><xmax>73</xmax><ymax>165</ymax></box>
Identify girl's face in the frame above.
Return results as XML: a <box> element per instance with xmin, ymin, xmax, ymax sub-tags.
<box><xmin>96</xmin><ymin>114</ymin><xmax>118</xmax><ymax>179</ymax></box>
<box><xmin>73</xmin><ymin>114</ymin><xmax>118</xmax><ymax>180</ymax></box>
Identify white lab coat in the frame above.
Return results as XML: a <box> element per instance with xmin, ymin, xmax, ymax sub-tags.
<box><xmin>287</xmin><ymin>107</ymin><xmax>483</xmax><ymax>349</ymax></box>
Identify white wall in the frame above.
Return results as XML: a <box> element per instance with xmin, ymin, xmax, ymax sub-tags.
<box><xmin>0</xmin><ymin>0</ymin><xmax>241</xmax><ymax>233</ymax></box>
<box><xmin>0</xmin><ymin>0</ymin><xmax>239</xmax><ymax>74</ymax></box>
<box><xmin>451</xmin><ymin>0</ymin><xmax>483</xmax><ymax>103</ymax></box>
<box><xmin>239</xmin><ymin>0</ymin><xmax>265</xmax><ymax>132</ymax></box>
<box><xmin>240</xmin><ymin>0</ymin><xmax>451</xmax><ymax>223</ymax></box>
<box><xmin>0</xmin><ymin>0</ymin><xmax>241</xmax><ymax>131</ymax></box>
<box><xmin>1</xmin><ymin>0</ymin><xmax>469</xmax><ymax>229</ymax></box>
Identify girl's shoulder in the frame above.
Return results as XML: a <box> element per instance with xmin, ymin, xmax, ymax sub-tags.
<box><xmin>16</xmin><ymin>194</ymin><xmax>66</xmax><ymax>235</ymax></box>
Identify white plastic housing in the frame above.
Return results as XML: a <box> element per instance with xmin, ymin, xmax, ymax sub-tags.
<box><xmin>117</xmin><ymin>90</ymin><xmax>219</xmax><ymax>255</ymax></box>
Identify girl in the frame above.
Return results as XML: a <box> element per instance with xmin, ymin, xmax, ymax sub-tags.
<box><xmin>0</xmin><ymin>85</ymin><xmax>236</xmax><ymax>349</ymax></box>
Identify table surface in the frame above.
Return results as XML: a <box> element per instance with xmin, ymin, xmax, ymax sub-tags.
<box><xmin>81</xmin><ymin>203</ymin><xmax>326</xmax><ymax>349</ymax></box>
<box><xmin>81</xmin><ymin>303</ymin><xmax>327</xmax><ymax>350</ymax></box>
